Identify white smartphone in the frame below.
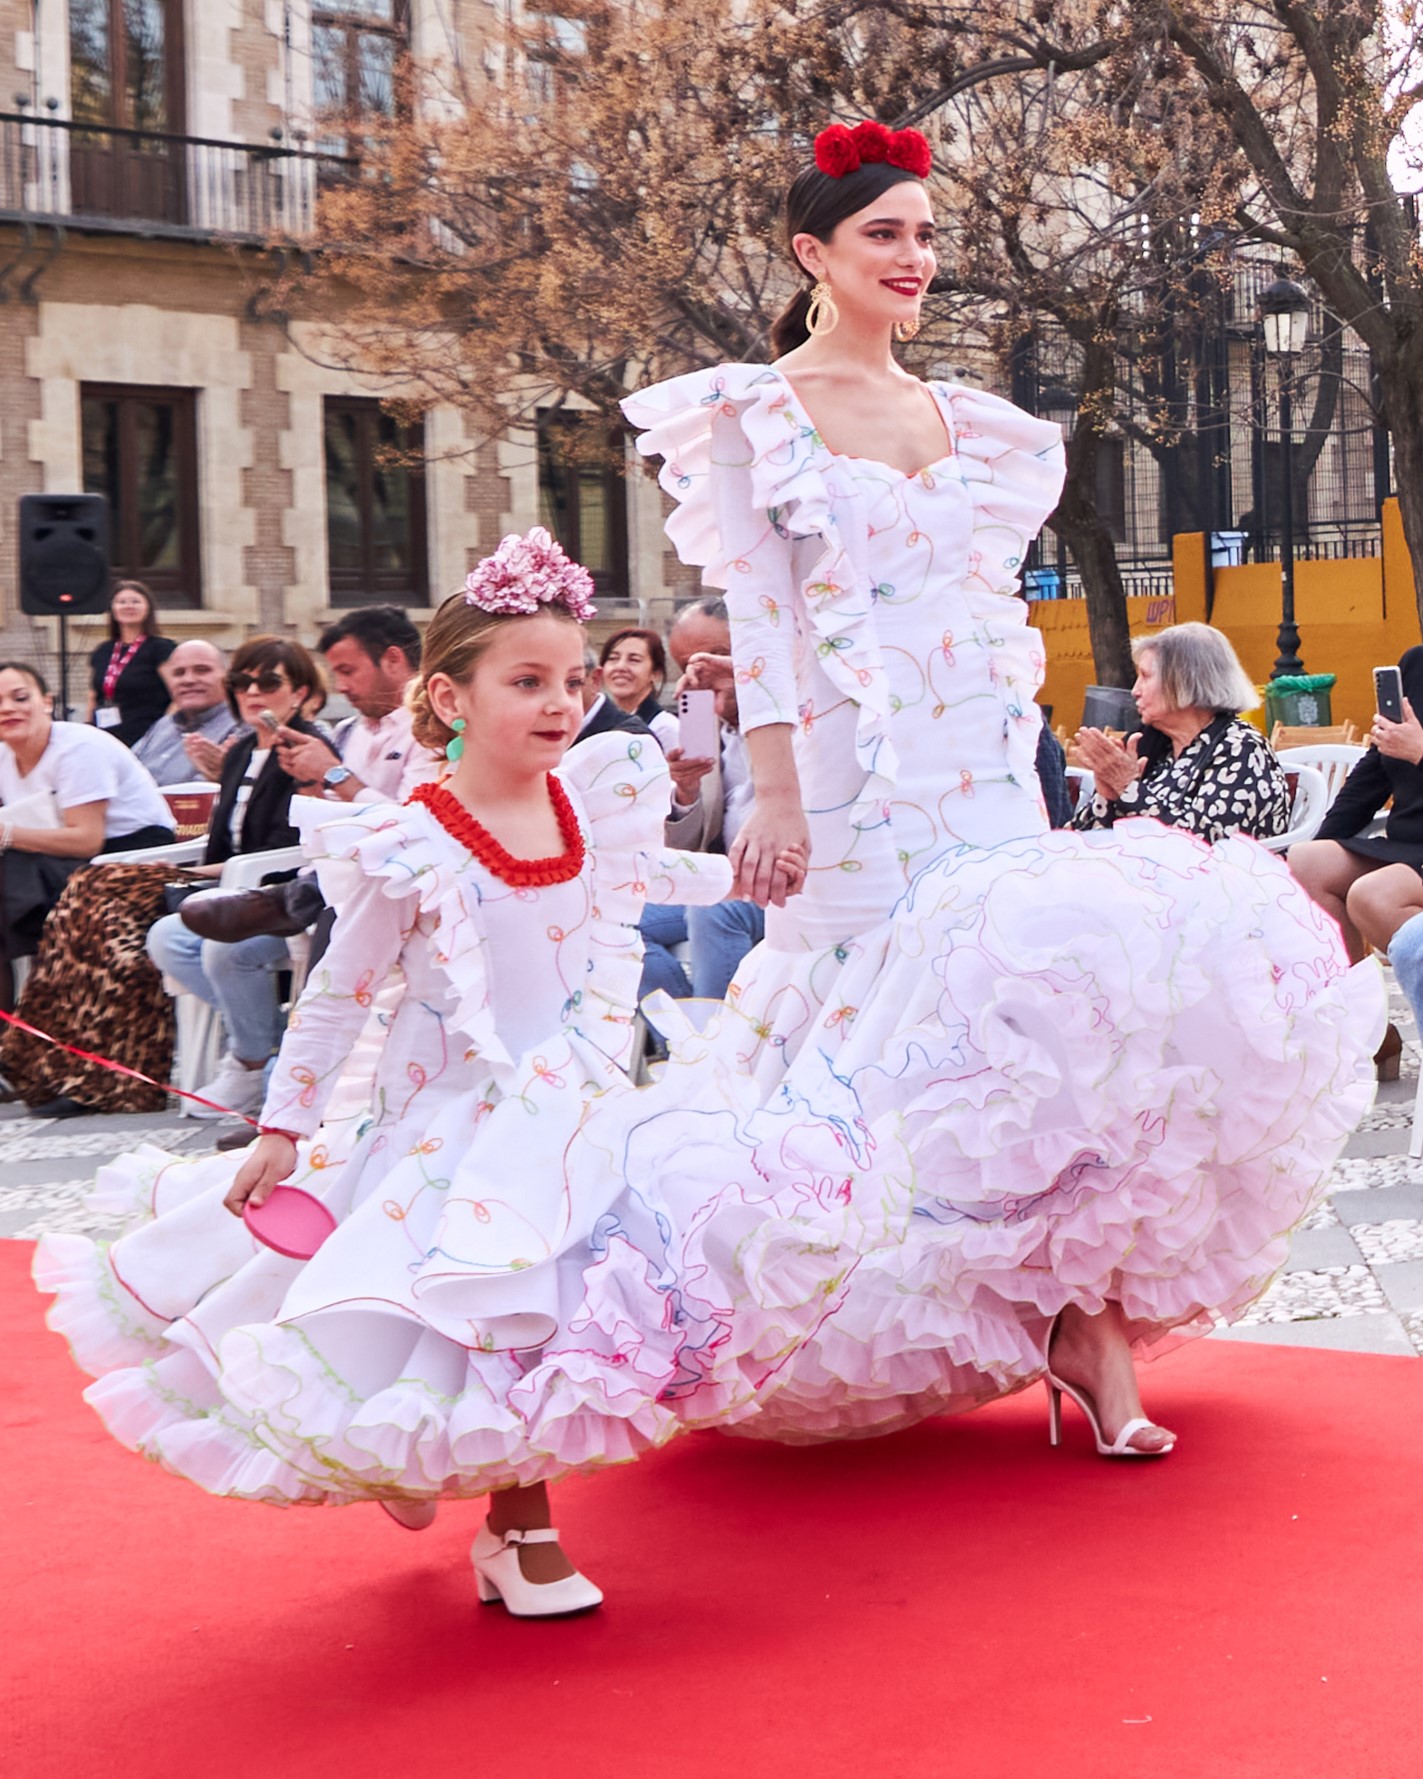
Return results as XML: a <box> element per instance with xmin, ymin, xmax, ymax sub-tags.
<box><xmin>1374</xmin><ymin>665</ymin><xmax>1404</xmax><ymax>725</ymax></box>
<box><xmin>677</xmin><ymin>687</ymin><xmax>719</xmax><ymax>758</ymax></box>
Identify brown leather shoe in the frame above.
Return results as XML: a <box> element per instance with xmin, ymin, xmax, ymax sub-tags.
<box><xmin>180</xmin><ymin>880</ymin><xmax>326</xmax><ymax>943</ymax></box>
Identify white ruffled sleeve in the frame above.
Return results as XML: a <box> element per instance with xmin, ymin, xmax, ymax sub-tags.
<box><xmin>559</xmin><ymin>731</ymin><xmax>733</xmax><ymax>1069</ymax></box>
<box><xmin>941</xmin><ymin>384</ymin><xmax>1066</xmax><ymax>599</ymax></box>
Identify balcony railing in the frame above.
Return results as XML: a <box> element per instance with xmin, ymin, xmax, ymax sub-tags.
<box><xmin>0</xmin><ymin>111</ymin><xmax>354</xmax><ymax>242</ymax></box>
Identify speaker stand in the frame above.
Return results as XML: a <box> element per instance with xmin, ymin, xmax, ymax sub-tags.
<box><xmin>56</xmin><ymin>608</ymin><xmax>71</xmax><ymax>722</ymax></box>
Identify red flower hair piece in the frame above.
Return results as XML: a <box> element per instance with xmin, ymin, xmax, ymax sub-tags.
<box><xmin>813</xmin><ymin>120</ymin><xmax>932</xmax><ymax>181</ymax></box>
<box><xmin>814</xmin><ymin>123</ymin><xmax>860</xmax><ymax>178</ymax></box>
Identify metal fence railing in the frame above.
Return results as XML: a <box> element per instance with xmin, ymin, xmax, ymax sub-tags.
<box><xmin>0</xmin><ymin>111</ymin><xmax>354</xmax><ymax>241</ymax></box>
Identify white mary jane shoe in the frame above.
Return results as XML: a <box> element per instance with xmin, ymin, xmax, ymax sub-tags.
<box><xmin>379</xmin><ymin>1498</ymin><xmax>439</xmax><ymax>1531</ymax></box>
<box><xmin>470</xmin><ymin>1522</ymin><xmax>603</xmax><ymax>1618</ymax></box>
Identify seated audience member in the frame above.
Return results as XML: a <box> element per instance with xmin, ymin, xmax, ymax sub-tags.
<box><xmin>271</xmin><ymin>606</ymin><xmax>437</xmax><ymax>804</ymax></box>
<box><xmin>1071</xmin><ymin>623</ymin><xmax>1288</xmax><ymax>845</ymax></box>
<box><xmin>1385</xmin><ymin>907</ymin><xmax>1423</xmax><ymax>1080</ymax></box>
<box><xmin>0</xmin><ymin>661</ymin><xmax>174</xmax><ymax>1014</ymax></box>
<box><xmin>87</xmin><ymin>580</ymin><xmax>176</xmax><ymax>749</ymax></box>
<box><xmin>598</xmin><ymin>627</ymin><xmax>679</xmax><ymax>751</ymax></box>
<box><xmin>577</xmin><ymin>646</ymin><xmax>653</xmax><ymax>742</ymax></box>
<box><xmin>1290</xmin><ymin>644</ymin><xmax>1423</xmax><ymax>1079</ymax></box>
<box><xmin>145</xmin><ymin>637</ymin><xmax>328</xmax><ymax>1118</ymax></box>
<box><xmin>1036</xmin><ymin>717</ymin><xmax>1072</xmax><ymax>828</ymax></box>
<box><xmin>666</xmin><ymin>598</ymin><xmax>763</xmax><ymax>1000</ymax></box>
<box><xmin>131</xmin><ymin>640</ymin><xmax>245</xmax><ymax>786</ymax></box>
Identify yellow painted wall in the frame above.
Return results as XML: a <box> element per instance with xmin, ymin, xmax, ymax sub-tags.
<box><xmin>1036</xmin><ymin>498</ymin><xmax>1423</xmax><ymax>734</ymax></box>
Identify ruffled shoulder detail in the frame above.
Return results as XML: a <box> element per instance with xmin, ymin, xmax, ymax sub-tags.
<box><xmin>623</xmin><ymin>364</ymin><xmax>896</xmax><ymax>820</ymax></box>
<box><xmin>559</xmin><ymin>732</ymin><xmax>733</xmax><ymax>1069</ymax></box>
<box><xmin>937</xmin><ymin>383</ymin><xmax>1066</xmax><ymax>599</ymax></box>
<box><xmin>296</xmin><ymin>793</ymin><xmax>508</xmax><ymax>1081</ymax></box>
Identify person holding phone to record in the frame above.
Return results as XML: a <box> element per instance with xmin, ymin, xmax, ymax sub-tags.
<box><xmin>1291</xmin><ymin>645</ymin><xmax>1423</xmax><ymax>1078</ymax></box>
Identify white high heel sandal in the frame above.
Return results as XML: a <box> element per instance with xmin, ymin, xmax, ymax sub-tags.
<box><xmin>1046</xmin><ymin>1312</ymin><xmax>1175</xmax><ymax>1459</ymax></box>
<box><xmin>470</xmin><ymin>1522</ymin><xmax>604</xmax><ymax>1618</ymax></box>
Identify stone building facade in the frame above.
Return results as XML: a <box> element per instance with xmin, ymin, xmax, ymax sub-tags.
<box><xmin>0</xmin><ymin>0</ymin><xmax>678</xmax><ymax>699</ymax></box>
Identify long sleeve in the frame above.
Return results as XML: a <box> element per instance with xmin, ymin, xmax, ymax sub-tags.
<box><xmin>258</xmin><ymin>869</ymin><xmax>417</xmax><ymax>1137</ymax></box>
<box><xmin>709</xmin><ymin>405</ymin><xmax>800</xmax><ymax>735</ymax></box>
<box><xmin>1072</xmin><ymin>722</ymin><xmax>1288</xmax><ymax>845</ymax></box>
<box><xmin>1315</xmin><ymin>749</ymin><xmax>1392</xmax><ymax>843</ymax></box>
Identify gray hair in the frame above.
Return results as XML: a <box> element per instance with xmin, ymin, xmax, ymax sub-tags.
<box><xmin>674</xmin><ymin>595</ymin><xmax>728</xmax><ymax>623</ymax></box>
<box><xmin>1132</xmin><ymin>622</ymin><xmax>1258</xmax><ymax>715</ymax></box>
<box><xmin>582</xmin><ymin>645</ymin><xmax>600</xmax><ymax>673</ymax></box>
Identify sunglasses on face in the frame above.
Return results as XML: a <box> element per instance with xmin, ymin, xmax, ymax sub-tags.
<box><xmin>226</xmin><ymin>671</ymin><xmax>290</xmax><ymax>695</ymax></box>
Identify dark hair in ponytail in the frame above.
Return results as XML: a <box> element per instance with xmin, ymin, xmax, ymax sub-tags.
<box><xmin>769</xmin><ymin>160</ymin><xmax>926</xmax><ymax>358</ymax></box>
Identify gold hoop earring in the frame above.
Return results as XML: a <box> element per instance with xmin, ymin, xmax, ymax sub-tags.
<box><xmin>895</xmin><ymin>316</ymin><xmax>922</xmax><ymax>342</ymax></box>
<box><xmin>806</xmin><ymin>280</ymin><xmax>839</xmax><ymax>337</ymax></box>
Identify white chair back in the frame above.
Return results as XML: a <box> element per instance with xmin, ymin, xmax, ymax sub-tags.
<box><xmin>1260</xmin><ymin>763</ymin><xmax>1329</xmax><ymax>853</ymax></box>
<box><xmin>1275</xmin><ymin>744</ymin><xmax>1365</xmax><ymax>806</ymax></box>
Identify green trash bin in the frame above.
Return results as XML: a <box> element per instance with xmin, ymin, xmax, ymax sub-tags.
<box><xmin>1264</xmin><ymin>673</ymin><xmax>1336</xmax><ymax>731</ymax></box>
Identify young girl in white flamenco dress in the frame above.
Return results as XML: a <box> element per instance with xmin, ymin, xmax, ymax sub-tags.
<box><xmin>33</xmin><ymin>531</ymin><xmax>763</xmax><ymax>1617</ymax></box>
<box><xmin>586</xmin><ymin>121</ymin><xmax>1384</xmax><ymax>1455</ymax></box>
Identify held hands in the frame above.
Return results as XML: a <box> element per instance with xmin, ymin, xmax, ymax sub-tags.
<box><xmin>223</xmin><ymin>1132</ymin><xmax>298</xmax><ymax>1218</ymax></box>
<box><xmin>1371</xmin><ymin>697</ymin><xmax>1423</xmax><ymax>765</ymax></box>
<box><xmin>1073</xmin><ymin>727</ymin><xmax>1145</xmax><ymax>801</ymax></box>
<box><xmin>729</xmin><ymin>797</ymin><xmax>811</xmax><ymax>908</ymax></box>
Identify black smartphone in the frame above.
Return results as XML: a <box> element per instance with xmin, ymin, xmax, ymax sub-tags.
<box><xmin>1374</xmin><ymin>665</ymin><xmax>1404</xmax><ymax>726</ymax></box>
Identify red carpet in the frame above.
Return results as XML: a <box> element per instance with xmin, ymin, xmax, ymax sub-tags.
<box><xmin>3</xmin><ymin>1242</ymin><xmax>1421</xmax><ymax>1779</ymax></box>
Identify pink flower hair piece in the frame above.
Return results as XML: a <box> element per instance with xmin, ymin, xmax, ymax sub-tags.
<box><xmin>462</xmin><ymin>526</ymin><xmax>598</xmax><ymax>622</ymax></box>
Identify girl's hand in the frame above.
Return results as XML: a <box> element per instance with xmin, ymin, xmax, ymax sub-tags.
<box><xmin>223</xmin><ymin>1132</ymin><xmax>298</xmax><ymax>1218</ymax></box>
<box><xmin>730</xmin><ymin>800</ymin><xmax>811</xmax><ymax>908</ymax></box>
<box><xmin>1074</xmin><ymin>727</ymin><xmax>1143</xmax><ymax>800</ymax></box>
<box><xmin>1372</xmin><ymin>697</ymin><xmax>1423</xmax><ymax>765</ymax></box>
<box><xmin>770</xmin><ymin>842</ymin><xmax>809</xmax><ymax>901</ymax></box>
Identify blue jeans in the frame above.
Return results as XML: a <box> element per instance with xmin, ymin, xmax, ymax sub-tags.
<box><xmin>639</xmin><ymin>902</ymin><xmax>691</xmax><ymax>1001</ymax></box>
<box><xmin>1389</xmin><ymin>912</ymin><xmax>1423</xmax><ymax>1032</ymax></box>
<box><xmin>688</xmin><ymin>899</ymin><xmax>764</xmax><ymax>1000</ymax></box>
<box><xmin>146</xmin><ymin>913</ymin><xmax>290</xmax><ymax>1064</ymax></box>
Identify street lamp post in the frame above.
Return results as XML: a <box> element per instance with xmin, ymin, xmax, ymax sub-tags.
<box><xmin>1258</xmin><ymin>274</ymin><xmax>1311</xmax><ymax>678</ymax></box>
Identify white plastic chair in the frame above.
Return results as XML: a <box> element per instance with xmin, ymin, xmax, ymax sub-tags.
<box><xmin>1275</xmin><ymin>744</ymin><xmax>1365</xmax><ymax>805</ymax></box>
<box><xmin>1260</xmin><ymin>763</ymin><xmax>1329</xmax><ymax>854</ymax></box>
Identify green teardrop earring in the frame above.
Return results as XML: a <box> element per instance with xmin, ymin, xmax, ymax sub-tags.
<box><xmin>445</xmin><ymin>716</ymin><xmax>466</xmax><ymax>764</ymax></box>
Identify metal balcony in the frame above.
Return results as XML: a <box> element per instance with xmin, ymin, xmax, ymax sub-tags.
<box><xmin>0</xmin><ymin>111</ymin><xmax>354</xmax><ymax>243</ymax></box>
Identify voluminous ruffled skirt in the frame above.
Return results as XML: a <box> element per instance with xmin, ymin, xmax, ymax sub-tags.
<box><xmin>576</xmin><ymin>819</ymin><xmax>1384</xmax><ymax>1443</ymax></box>
<box><xmin>34</xmin><ymin>819</ymin><xmax>1384</xmax><ymax>1494</ymax></box>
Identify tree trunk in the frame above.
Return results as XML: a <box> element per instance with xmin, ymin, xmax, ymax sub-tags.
<box><xmin>1377</xmin><ymin>364</ymin><xmax>1423</xmax><ymax>637</ymax></box>
<box><xmin>1050</xmin><ymin>339</ymin><xmax>1134</xmax><ymax>686</ymax></box>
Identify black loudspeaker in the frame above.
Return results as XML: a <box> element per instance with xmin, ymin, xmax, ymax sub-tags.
<box><xmin>18</xmin><ymin>493</ymin><xmax>111</xmax><ymax>616</ymax></box>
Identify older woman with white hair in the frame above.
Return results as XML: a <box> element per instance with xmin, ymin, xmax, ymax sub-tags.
<box><xmin>1071</xmin><ymin>622</ymin><xmax>1288</xmax><ymax>844</ymax></box>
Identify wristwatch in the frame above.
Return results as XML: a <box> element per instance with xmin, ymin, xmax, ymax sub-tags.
<box><xmin>322</xmin><ymin>763</ymin><xmax>355</xmax><ymax>791</ymax></box>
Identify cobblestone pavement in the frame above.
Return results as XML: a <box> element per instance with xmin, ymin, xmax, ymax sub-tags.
<box><xmin>3</xmin><ymin>992</ymin><xmax>1421</xmax><ymax>1358</ymax></box>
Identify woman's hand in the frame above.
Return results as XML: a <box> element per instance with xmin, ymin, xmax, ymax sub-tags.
<box><xmin>1372</xmin><ymin>697</ymin><xmax>1423</xmax><ymax>765</ymax></box>
<box><xmin>223</xmin><ymin>1132</ymin><xmax>298</xmax><ymax>1218</ymax></box>
<box><xmin>665</xmin><ymin>744</ymin><xmax>715</xmax><ymax>806</ymax></box>
<box><xmin>730</xmin><ymin>797</ymin><xmax>811</xmax><ymax>907</ymax></box>
<box><xmin>1074</xmin><ymin>727</ymin><xmax>1143</xmax><ymax>800</ymax></box>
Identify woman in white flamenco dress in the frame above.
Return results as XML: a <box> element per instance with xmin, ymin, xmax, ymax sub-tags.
<box><xmin>34</xmin><ymin>552</ymin><xmax>738</xmax><ymax>1615</ymax></box>
<box><xmin>578</xmin><ymin>122</ymin><xmax>1383</xmax><ymax>1453</ymax></box>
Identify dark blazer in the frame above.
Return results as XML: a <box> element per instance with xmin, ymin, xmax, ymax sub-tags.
<box><xmin>576</xmin><ymin>695</ymin><xmax>654</xmax><ymax>744</ymax></box>
<box><xmin>203</xmin><ymin>716</ymin><xmax>321</xmax><ymax>868</ymax></box>
<box><xmin>1316</xmin><ymin>645</ymin><xmax>1423</xmax><ymax>847</ymax></box>
<box><xmin>89</xmin><ymin>633</ymin><xmax>177</xmax><ymax>747</ymax></box>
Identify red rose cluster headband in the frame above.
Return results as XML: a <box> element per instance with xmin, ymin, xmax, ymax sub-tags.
<box><xmin>814</xmin><ymin>120</ymin><xmax>932</xmax><ymax>180</ymax></box>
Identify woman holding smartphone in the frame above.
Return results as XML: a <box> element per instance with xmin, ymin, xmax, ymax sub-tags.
<box><xmin>1290</xmin><ymin>645</ymin><xmax>1423</xmax><ymax>1077</ymax></box>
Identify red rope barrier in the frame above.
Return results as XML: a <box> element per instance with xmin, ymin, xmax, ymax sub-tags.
<box><xmin>0</xmin><ymin>1007</ymin><xmax>257</xmax><ymax>1124</ymax></box>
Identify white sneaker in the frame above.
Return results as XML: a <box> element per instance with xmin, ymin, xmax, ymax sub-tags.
<box><xmin>190</xmin><ymin>1053</ymin><xmax>268</xmax><ymax>1121</ymax></box>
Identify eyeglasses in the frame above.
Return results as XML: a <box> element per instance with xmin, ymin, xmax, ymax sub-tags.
<box><xmin>225</xmin><ymin>671</ymin><xmax>290</xmax><ymax>695</ymax></box>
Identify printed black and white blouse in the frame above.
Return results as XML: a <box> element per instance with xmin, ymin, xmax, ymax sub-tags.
<box><xmin>1071</xmin><ymin>715</ymin><xmax>1290</xmax><ymax>846</ymax></box>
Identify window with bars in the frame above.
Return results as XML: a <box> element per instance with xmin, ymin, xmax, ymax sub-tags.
<box><xmin>324</xmin><ymin>396</ymin><xmax>428</xmax><ymax>607</ymax></box>
<box><xmin>80</xmin><ymin>383</ymin><xmax>201</xmax><ymax>605</ymax></box>
<box><xmin>537</xmin><ymin>413</ymin><xmax>628</xmax><ymax>598</ymax></box>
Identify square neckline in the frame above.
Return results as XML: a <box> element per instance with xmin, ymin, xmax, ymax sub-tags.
<box><xmin>763</xmin><ymin>365</ymin><xmax>957</xmax><ymax>483</ymax></box>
